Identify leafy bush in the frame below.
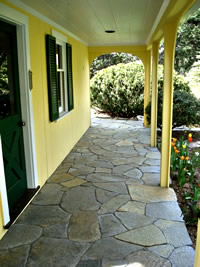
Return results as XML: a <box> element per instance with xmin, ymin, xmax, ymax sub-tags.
<box><xmin>145</xmin><ymin>75</ymin><xmax>200</xmax><ymax>129</ymax></box>
<box><xmin>90</xmin><ymin>62</ymin><xmax>144</xmax><ymax>117</ymax></box>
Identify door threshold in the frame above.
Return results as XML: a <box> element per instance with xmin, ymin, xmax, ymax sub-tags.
<box><xmin>4</xmin><ymin>186</ymin><xmax>40</xmax><ymax>229</ymax></box>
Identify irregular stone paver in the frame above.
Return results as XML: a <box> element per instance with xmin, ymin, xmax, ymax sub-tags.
<box><xmin>148</xmin><ymin>244</ymin><xmax>174</xmax><ymax>258</ymax></box>
<box><xmin>126</xmin><ymin>177</ymin><xmax>144</xmax><ymax>185</ymax></box>
<box><xmin>86</xmin><ymin>161</ymin><xmax>113</xmax><ymax>169</ymax></box>
<box><xmin>87</xmin><ymin>173</ymin><xmax>127</xmax><ymax>183</ymax></box>
<box><xmin>95</xmin><ymin>167</ymin><xmax>112</xmax><ymax>173</ymax></box>
<box><xmin>146</xmin><ymin>152</ymin><xmax>161</xmax><ymax>159</ymax></box>
<box><xmin>48</xmin><ymin>173</ymin><xmax>75</xmax><ymax>183</ymax></box>
<box><xmin>0</xmin><ymin>245</ymin><xmax>30</xmax><ymax>267</ymax></box>
<box><xmin>128</xmin><ymin>184</ymin><xmax>177</xmax><ymax>203</ymax></box>
<box><xmin>142</xmin><ymin>173</ymin><xmax>160</xmax><ymax>185</ymax></box>
<box><xmin>118</xmin><ymin>201</ymin><xmax>146</xmax><ymax>214</ymax></box>
<box><xmin>82</xmin><ymin>237</ymin><xmax>142</xmax><ymax>261</ymax></box>
<box><xmin>61</xmin><ymin>186</ymin><xmax>100</xmax><ymax>213</ymax></box>
<box><xmin>146</xmin><ymin>201</ymin><xmax>183</xmax><ymax>221</ymax></box>
<box><xmin>69</xmin><ymin>166</ymin><xmax>95</xmax><ymax>176</ymax></box>
<box><xmin>115</xmin><ymin>140</ymin><xmax>133</xmax><ymax>146</ymax></box>
<box><xmin>112</xmin><ymin>164</ymin><xmax>134</xmax><ymax>174</ymax></box>
<box><xmin>0</xmin><ymin>224</ymin><xmax>42</xmax><ymax>250</ymax></box>
<box><xmin>102</xmin><ymin>259</ymin><xmax>127</xmax><ymax>267</ymax></box>
<box><xmin>98</xmin><ymin>195</ymin><xmax>130</xmax><ymax>214</ymax></box>
<box><xmin>115</xmin><ymin>224</ymin><xmax>166</xmax><ymax>246</ymax></box>
<box><xmin>68</xmin><ymin>211</ymin><xmax>101</xmax><ymax>242</ymax></box>
<box><xmin>99</xmin><ymin>214</ymin><xmax>127</xmax><ymax>237</ymax></box>
<box><xmin>112</xmin><ymin>156</ymin><xmax>145</xmax><ymax>166</ymax></box>
<box><xmin>115</xmin><ymin>212</ymin><xmax>155</xmax><ymax>230</ymax></box>
<box><xmin>94</xmin><ymin>182</ymin><xmax>128</xmax><ymax>194</ymax></box>
<box><xmin>43</xmin><ymin>224</ymin><xmax>68</xmax><ymax>238</ymax></box>
<box><xmin>169</xmin><ymin>246</ymin><xmax>195</xmax><ymax>267</ymax></box>
<box><xmin>155</xmin><ymin>219</ymin><xmax>192</xmax><ymax>247</ymax></box>
<box><xmin>145</xmin><ymin>159</ymin><xmax>160</xmax><ymax>165</ymax></box>
<box><xmin>32</xmin><ymin>183</ymin><xmax>63</xmax><ymax>205</ymax></box>
<box><xmin>77</xmin><ymin>260</ymin><xmax>102</xmax><ymax>267</ymax></box>
<box><xmin>27</xmin><ymin>237</ymin><xmax>90</xmax><ymax>266</ymax></box>
<box><xmin>140</xmin><ymin>166</ymin><xmax>160</xmax><ymax>173</ymax></box>
<box><xmin>96</xmin><ymin>188</ymin><xmax>119</xmax><ymax>203</ymax></box>
<box><xmin>126</xmin><ymin>251</ymin><xmax>171</xmax><ymax>267</ymax></box>
<box><xmin>124</xmin><ymin>168</ymin><xmax>143</xmax><ymax>179</ymax></box>
<box><xmin>61</xmin><ymin>178</ymin><xmax>87</xmax><ymax>187</ymax></box>
<box><xmin>16</xmin><ymin>205</ymin><xmax>71</xmax><ymax>227</ymax></box>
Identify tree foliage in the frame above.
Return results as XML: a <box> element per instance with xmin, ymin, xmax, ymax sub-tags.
<box><xmin>90</xmin><ymin>52</ymin><xmax>138</xmax><ymax>78</ymax></box>
<box><xmin>160</xmin><ymin>8</ymin><xmax>200</xmax><ymax>75</ymax></box>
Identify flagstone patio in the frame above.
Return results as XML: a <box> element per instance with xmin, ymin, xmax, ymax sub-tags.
<box><xmin>0</xmin><ymin>117</ymin><xmax>195</xmax><ymax>266</ymax></box>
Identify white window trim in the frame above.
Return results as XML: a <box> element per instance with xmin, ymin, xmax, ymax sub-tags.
<box><xmin>52</xmin><ymin>30</ymin><xmax>69</xmax><ymax>116</ymax></box>
<box><xmin>0</xmin><ymin>3</ymin><xmax>38</xmax><ymax>225</ymax></box>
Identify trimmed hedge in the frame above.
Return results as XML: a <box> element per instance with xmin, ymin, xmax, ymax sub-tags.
<box><xmin>90</xmin><ymin>62</ymin><xmax>144</xmax><ymax>117</ymax></box>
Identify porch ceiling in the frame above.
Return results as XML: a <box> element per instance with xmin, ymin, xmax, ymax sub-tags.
<box><xmin>19</xmin><ymin>0</ymin><xmax>168</xmax><ymax>46</ymax></box>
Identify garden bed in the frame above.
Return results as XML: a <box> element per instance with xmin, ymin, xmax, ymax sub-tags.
<box><xmin>158</xmin><ymin>130</ymin><xmax>200</xmax><ymax>249</ymax></box>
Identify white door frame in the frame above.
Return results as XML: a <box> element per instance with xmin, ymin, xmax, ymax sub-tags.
<box><xmin>0</xmin><ymin>3</ymin><xmax>38</xmax><ymax>225</ymax></box>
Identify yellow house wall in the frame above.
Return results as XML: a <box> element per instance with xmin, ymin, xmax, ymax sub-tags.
<box><xmin>0</xmin><ymin>0</ymin><xmax>90</xmax><ymax>239</ymax></box>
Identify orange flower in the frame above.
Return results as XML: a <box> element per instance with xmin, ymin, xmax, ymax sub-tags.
<box><xmin>198</xmin><ymin>184</ymin><xmax>200</xmax><ymax>188</ymax></box>
<box><xmin>185</xmin><ymin>156</ymin><xmax>189</xmax><ymax>160</ymax></box>
<box><xmin>173</xmin><ymin>146</ymin><xmax>177</xmax><ymax>150</ymax></box>
<box><xmin>172</xmin><ymin>138</ymin><xmax>177</xmax><ymax>142</ymax></box>
<box><xmin>180</xmin><ymin>156</ymin><xmax>185</xmax><ymax>160</ymax></box>
<box><xmin>171</xmin><ymin>142</ymin><xmax>175</xmax><ymax>146</ymax></box>
<box><xmin>188</xmin><ymin>133</ymin><xmax>192</xmax><ymax>138</ymax></box>
<box><xmin>188</xmin><ymin>137</ymin><xmax>193</xmax><ymax>143</ymax></box>
<box><xmin>175</xmin><ymin>150</ymin><xmax>180</xmax><ymax>154</ymax></box>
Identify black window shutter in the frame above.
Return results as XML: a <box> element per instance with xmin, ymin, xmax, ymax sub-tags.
<box><xmin>66</xmin><ymin>43</ymin><xmax>74</xmax><ymax>111</ymax></box>
<box><xmin>46</xmin><ymin>34</ymin><xmax>59</xmax><ymax>121</ymax></box>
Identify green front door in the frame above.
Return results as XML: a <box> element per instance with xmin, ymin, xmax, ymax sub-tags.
<box><xmin>0</xmin><ymin>20</ymin><xmax>27</xmax><ymax>209</ymax></box>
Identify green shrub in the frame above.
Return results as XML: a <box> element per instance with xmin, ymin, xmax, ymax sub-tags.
<box><xmin>145</xmin><ymin>70</ymin><xmax>200</xmax><ymax>129</ymax></box>
<box><xmin>90</xmin><ymin>62</ymin><xmax>144</xmax><ymax>117</ymax></box>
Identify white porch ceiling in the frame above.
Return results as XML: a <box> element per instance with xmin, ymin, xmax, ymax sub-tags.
<box><xmin>19</xmin><ymin>0</ymin><xmax>169</xmax><ymax>46</ymax></box>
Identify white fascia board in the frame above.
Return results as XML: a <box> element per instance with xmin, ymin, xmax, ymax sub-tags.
<box><xmin>146</xmin><ymin>0</ymin><xmax>170</xmax><ymax>44</ymax></box>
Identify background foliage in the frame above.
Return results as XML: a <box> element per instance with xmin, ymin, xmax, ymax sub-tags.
<box><xmin>90</xmin><ymin>53</ymin><xmax>138</xmax><ymax>78</ymax></box>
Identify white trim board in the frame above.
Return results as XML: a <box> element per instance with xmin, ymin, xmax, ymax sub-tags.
<box><xmin>146</xmin><ymin>0</ymin><xmax>170</xmax><ymax>44</ymax></box>
<box><xmin>0</xmin><ymin>2</ymin><xmax>38</xmax><ymax>225</ymax></box>
<box><xmin>0</xmin><ymin>137</ymin><xmax>10</xmax><ymax>225</ymax></box>
<box><xmin>7</xmin><ymin>0</ymin><xmax>88</xmax><ymax>46</ymax></box>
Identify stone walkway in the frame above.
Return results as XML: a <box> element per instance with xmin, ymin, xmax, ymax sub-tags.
<box><xmin>0</xmin><ymin>117</ymin><xmax>195</xmax><ymax>266</ymax></box>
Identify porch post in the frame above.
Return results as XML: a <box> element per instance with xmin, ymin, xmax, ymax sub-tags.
<box><xmin>160</xmin><ymin>22</ymin><xmax>179</xmax><ymax>188</ymax></box>
<box><xmin>194</xmin><ymin>218</ymin><xmax>200</xmax><ymax>266</ymax></box>
<box><xmin>144</xmin><ymin>50</ymin><xmax>151</xmax><ymax>127</ymax></box>
<box><xmin>151</xmin><ymin>41</ymin><xmax>159</xmax><ymax>147</ymax></box>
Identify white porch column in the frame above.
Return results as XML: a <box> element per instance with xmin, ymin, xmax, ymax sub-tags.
<box><xmin>151</xmin><ymin>41</ymin><xmax>159</xmax><ymax>147</ymax></box>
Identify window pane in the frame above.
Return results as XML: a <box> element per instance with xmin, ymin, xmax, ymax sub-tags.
<box><xmin>57</xmin><ymin>71</ymin><xmax>61</xmax><ymax>107</ymax></box>
<box><xmin>56</xmin><ymin>44</ymin><xmax>62</xmax><ymax>69</ymax></box>
<box><xmin>0</xmin><ymin>31</ymin><xmax>16</xmax><ymax>119</ymax></box>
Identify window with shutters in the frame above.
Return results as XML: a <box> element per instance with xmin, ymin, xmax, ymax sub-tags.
<box><xmin>46</xmin><ymin>30</ymin><xmax>74</xmax><ymax>122</ymax></box>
